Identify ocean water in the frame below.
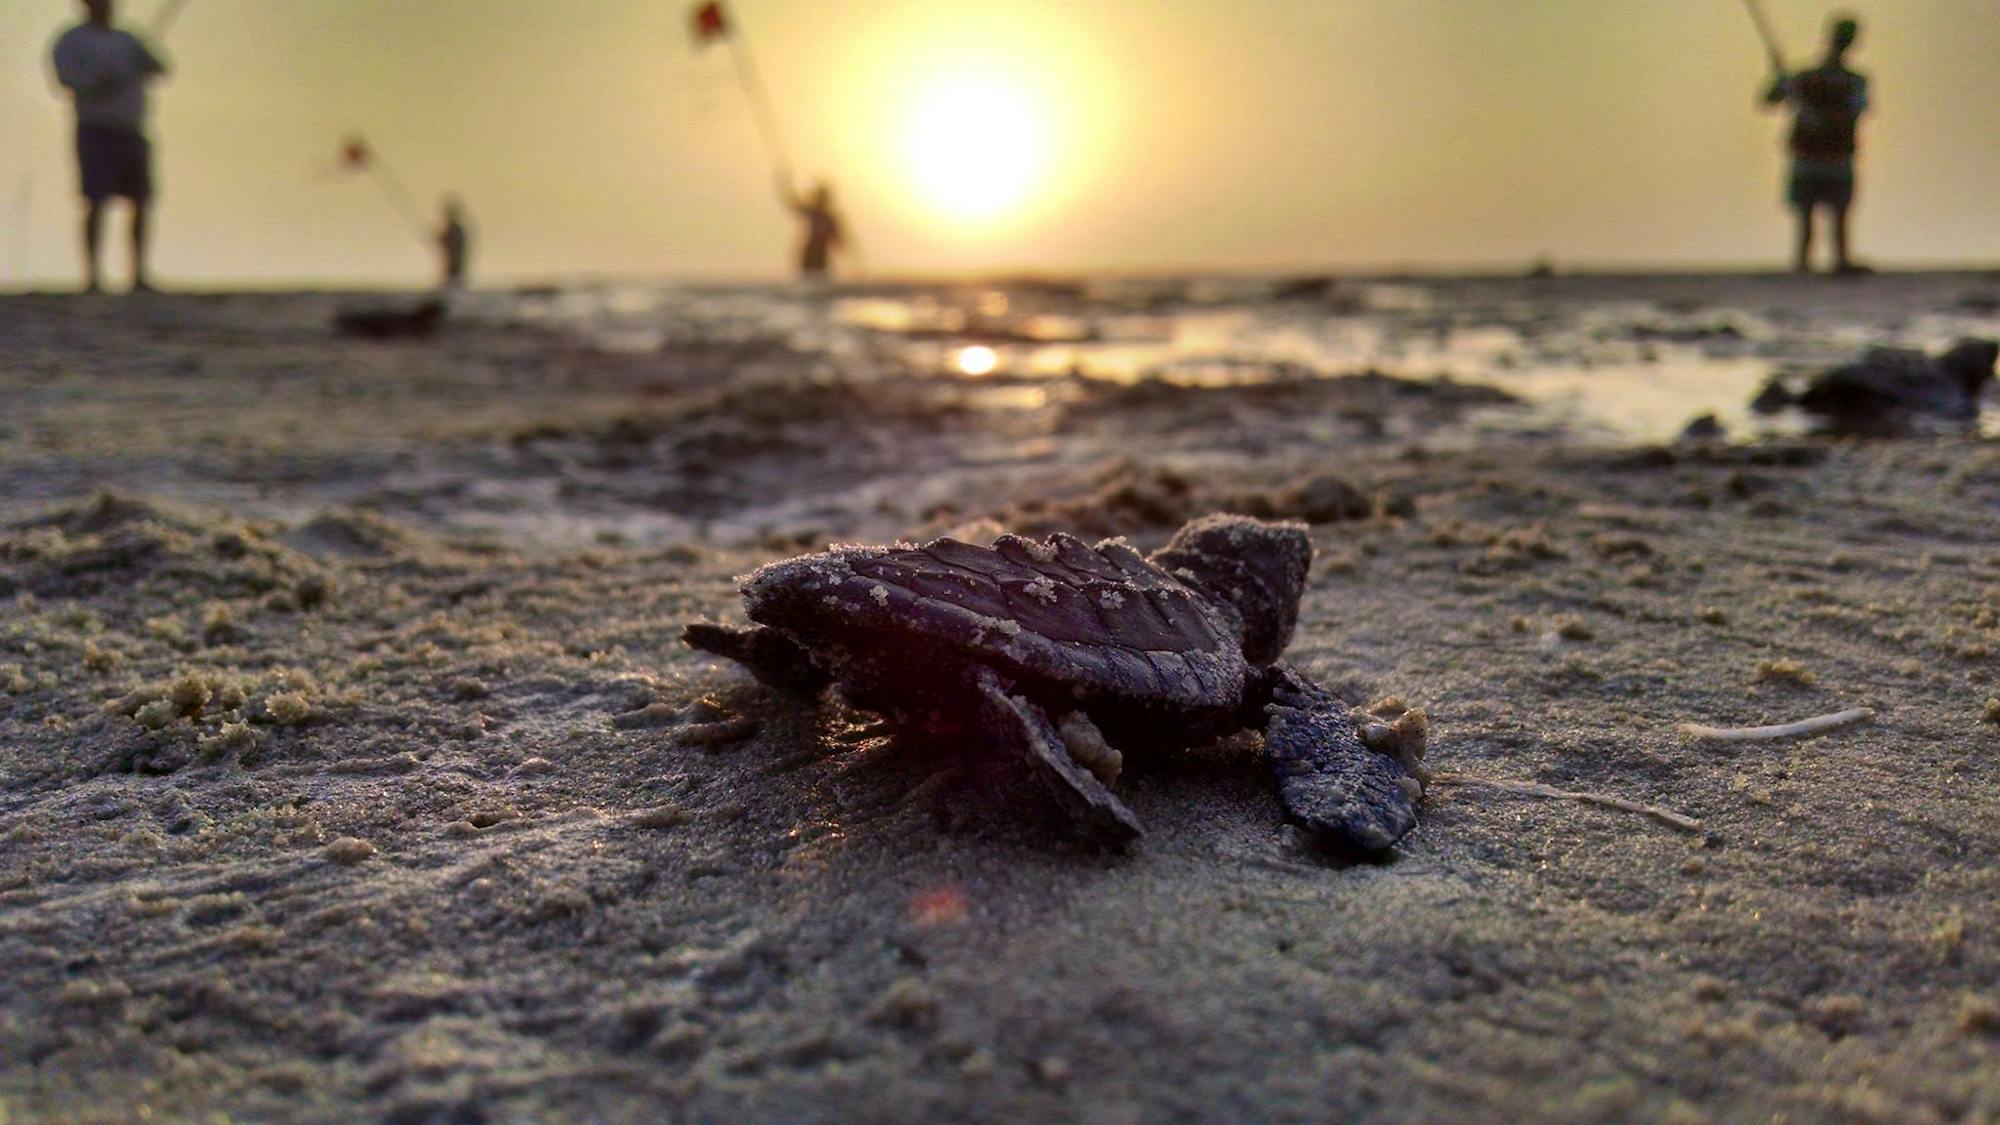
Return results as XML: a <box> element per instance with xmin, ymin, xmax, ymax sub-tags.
<box><xmin>477</xmin><ymin>270</ymin><xmax>2000</xmax><ymax>445</ymax></box>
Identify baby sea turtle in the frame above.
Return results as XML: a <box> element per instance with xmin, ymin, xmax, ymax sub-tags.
<box><xmin>683</xmin><ymin>514</ymin><xmax>1424</xmax><ymax>853</ymax></box>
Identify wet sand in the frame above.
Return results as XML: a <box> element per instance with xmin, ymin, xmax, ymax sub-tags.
<box><xmin>2</xmin><ymin>283</ymin><xmax>1998</xmax><ymax>1122</ymax></box>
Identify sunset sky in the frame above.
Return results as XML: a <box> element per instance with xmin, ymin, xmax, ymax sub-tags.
<box><xmin>1</xmin><ymin>0</ymin><xmax>1996</xmax><ymax>285</ymax></box>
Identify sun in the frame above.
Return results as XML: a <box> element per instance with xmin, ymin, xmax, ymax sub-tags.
<box><xmin>905</xmin><ymin>76</ymin><xmax>1043</xmax><ymax>224</ymax></box>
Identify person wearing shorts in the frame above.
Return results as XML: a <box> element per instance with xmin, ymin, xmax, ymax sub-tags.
<box><xmin>52</xmin><ymin>0</ymin><xmax>167</xmax><ymax>293</ymax></box>
<box><xmin>1764</xmin><ymin>15</ymin><xmax>1868</xmax><ymax>274</ymax></box>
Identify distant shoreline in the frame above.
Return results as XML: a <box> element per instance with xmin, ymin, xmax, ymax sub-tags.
<box><xmin>6</xmin><ymin>262</ymin><xmax>2000</xmax><ymax>297</ymax></box>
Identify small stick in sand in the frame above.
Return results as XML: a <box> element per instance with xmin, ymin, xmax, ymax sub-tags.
<box><xmin>1430</xmin><ymin>773</ymin><xmax>1705</xmax><ymax>834</ymax></box>
<box><xmin>1678</xmin><ymin>707</ymin><xmax>1873</xmax><ymax>743</ymax></box>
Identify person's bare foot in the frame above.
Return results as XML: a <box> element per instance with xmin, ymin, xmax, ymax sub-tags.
<box><xmin>130</xmin><ymin>278</ymin><xmax>159</xmax><ymax>294</ymax></box>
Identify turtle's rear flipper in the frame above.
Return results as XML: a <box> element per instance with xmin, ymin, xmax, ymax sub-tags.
<box><xmin>1257</xmin><ymin>663</ymin><xmax>1419</xmax><ymax>854</ymax></box>
<box><xmin>683</xmin><ymin>623</ymin><xmax>830</xmax><ymax>695</ymax></box>
<box><xmin>973</xmin><ymin>668</ymin><xmax>1142</xmax><ymax>845</ymax></box>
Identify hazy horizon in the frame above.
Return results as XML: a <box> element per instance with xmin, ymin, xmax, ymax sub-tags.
<box><xmin>3</xmin><ymin>0</ymin><xmax>1998</xmax><ymax>286</ymax></box>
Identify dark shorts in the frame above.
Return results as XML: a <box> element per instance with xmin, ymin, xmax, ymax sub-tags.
<box><xmin>76</xmin><ymin>124</ymin><xmax>152</xmax><ymax>204</ymax></box>
<box><xmin>1788</xmin><ymin>160</ymin><xmax>1854</xmax><ymax>211</ymax></box>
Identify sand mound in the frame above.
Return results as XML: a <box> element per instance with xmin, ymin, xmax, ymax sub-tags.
<box><xmin>1</xmin><ymin>491</ymin><xmax>334</xmax><ymax>604</ymax></box>
<box><xmin>977</xmin><ymin>462</ymin><xmax>1398</xmax><ymax>541</ymax></box>
<box><xmin>279</xmin><ymin>508</ymin><xmax>427</xmax><ymax>562</ymax></box>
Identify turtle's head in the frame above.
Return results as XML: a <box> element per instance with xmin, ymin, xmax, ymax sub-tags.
<box><xmin>1151</xmin><ymin>515</ymin><xmax>1311</xmax><ymax>665</ymax></box>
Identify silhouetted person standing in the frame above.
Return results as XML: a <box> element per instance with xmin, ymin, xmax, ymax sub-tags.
<box><xmin>437</xmin><ymin>196</ymin><xmax>470</xmax><ymax>290</ymax></box>
<box><xmin>1764</xmin><ymin>15</ymin><xmax>1868</xmax><ymax>274</ymax></box>
<box><xmin>780</xmin><ymin>176</ymin><xmax>845</xmax><ymax>281</ymax></box>
<box><xmin>52</xmin><ymin>0</ymin><xmax>166</xmax><ymax>294</ymax></box>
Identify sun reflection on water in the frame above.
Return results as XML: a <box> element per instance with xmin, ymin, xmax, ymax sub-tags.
<box><xmin>954</xmin><ymin>345</ymin><xmax>1001</xmax><ymax>376</ymax></box>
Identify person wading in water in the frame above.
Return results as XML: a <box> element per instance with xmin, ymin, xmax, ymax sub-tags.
<box><xmin>437</xmin><ymin>196</ymin><xmax>470</xmax><ymax>290</ymax></box>
<box><xmin>779</xmin><ymin>175</ymin><xmax>845</xmax><ymax>282</ymax></box>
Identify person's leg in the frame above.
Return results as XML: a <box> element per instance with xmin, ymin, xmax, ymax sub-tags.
<box><xmin>76</xmin><ymin>126</ymin><xmax>108</xmax><ymax>294</ymax></box>
<box><xmin>125</xmin><ymin>133</ymin><xmax>156</xmax><ymax>293</ymax></box>
<box><xmin>1793</xmin><ymin>204</ymin><xmax>1814</xmax><ymax>273</ymax></box>
<box><xmin>1831</xmin><ymin>205</ymin><xmax>1851</xmax><ymax>273</ymax></box>
<box><xmin>81</xmin><ymin>201</ymin><xmax>104</xmax><ymax>294</ymax></box>
<box><xmin>130</xmin><ymin>204</ymin><xmax>153</xmax><ymax>292</ymax></box>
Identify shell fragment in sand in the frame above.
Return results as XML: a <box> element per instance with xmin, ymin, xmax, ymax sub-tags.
<box><xmin>1431</xmin><ymin>773</ymin><xmax>1703</xmax><ymax>834</ymax></box>
<box><xmin>1678</xmin><ymin>706</ymin><xmax>1873</xmax><ymax>743</ymax></box>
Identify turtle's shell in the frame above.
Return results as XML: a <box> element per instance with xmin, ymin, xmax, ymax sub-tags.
<box><xmin>741</xmin><ymin>532</ymin><xmax>1249</xmax><ymax>710</ymax></box>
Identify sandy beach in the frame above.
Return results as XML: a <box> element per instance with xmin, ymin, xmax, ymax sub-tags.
<box><xmin>3</xmin><ymin>277</ymin><xmax>2000</xmax><ymax>1122</ymax></box>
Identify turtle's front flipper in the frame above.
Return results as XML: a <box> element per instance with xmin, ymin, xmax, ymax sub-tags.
<box><xmin>683</xmin><ymin>623</ymin><xmax>831</xmax><ymax>695</ymax></box>
<box><xmin>972</xmin><ymin>668</ymin><xmax>1142</xmax><ymax>845</ymax></box>
<box><xmin>1255</xmin><ymin>663</ymin><xmax>1420</xmax><ymax>854</ymax></box>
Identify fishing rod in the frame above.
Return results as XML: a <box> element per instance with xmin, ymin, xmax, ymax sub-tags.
<box><xmin>727</xmin><ymin>23</ymin><xmax>794</xmax><ymax>191</ymax></box>
<box><xmin>1741</xmin><ymin>0</ymin><xmax>1788</xmax><ymax>75</ymax></box>
<box><xmin>338</xmin><ymin>137</ymin><xmax>436</xmax><ymax>247</ymax></box>
<box><xmin>693</xmin><ymin>2</ymin><xmax>795</xmax><ymax>191</ymax></box>
<box><xmin>150</xmin><ymin>0</ymin><xmax>192</xmax><ymax>40</ymax></box>
<box><xmin>369</xmin><ymin>161</ymin><xmax>431</xmax><ymax>244</ymax></box>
